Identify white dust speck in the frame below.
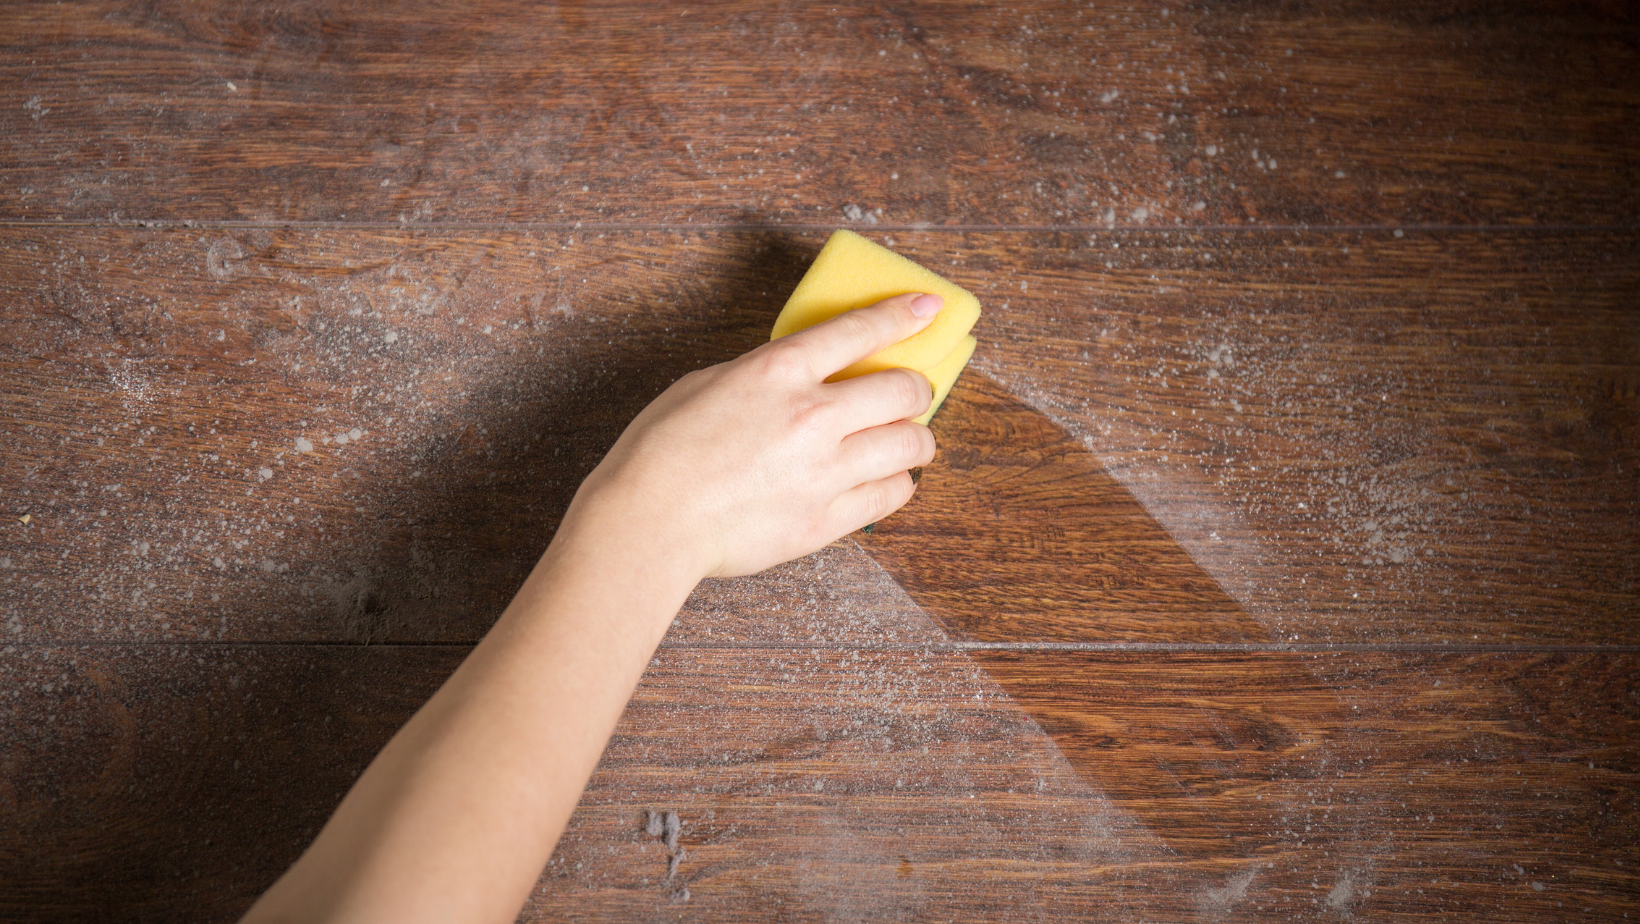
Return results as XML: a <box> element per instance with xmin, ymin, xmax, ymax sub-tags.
<box><xmin>1205</xmin><ymin>144</ymin><xmax>1218</xmax><ymax>156</ymax></box>
<box><xmin>1326</xmin><ymin>870</ymin><xmax>1361</xmax><ymax>911</ymax></box>
<box><xmin>295</xmin><ymin>437</ymin><xmax>314</xmax><ymax>453</ymax></box>
<box><xmin>257</xmin><ymin>467</ymin><xmax>274</xmax><ymax>482</ymax></box>
<box><xmin>206</xmin><ymin>237</ymin><xmax>245</xmax><ymax>279</ymax></box>
<box><xmin>109</xmin><ymin>359</ymin><xmax>153</xmax><ymax>407</ymax></box>
<box><xmin>842</xmin><ymin>204</ymin><xmax>882</xmax><ymax>225</ymax></box>
<box><xmin>383</xmin><ymin>330</ymin><xmax>399</xmax><ymax>344</ymax></box>
<box><xmin>1197</xmin><ymin>869</ymin><xmax>1257</xmax><ymax>916</ymax></box>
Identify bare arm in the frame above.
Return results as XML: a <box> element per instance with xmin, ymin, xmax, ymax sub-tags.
<box><xmin>241</xmin><ymin>292</ymin><xmax>944</xmax><ymax>924</ymax></box>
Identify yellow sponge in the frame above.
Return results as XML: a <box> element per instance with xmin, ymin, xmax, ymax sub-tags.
<box><xmin>771</xmin><ymin>230</ymin><xmax>981</xmax><ymax>383</ymax></box>
<box><xmin>914</xmin><ymin>334</ymin><xmax>977</xmax><ymax>426</ymax></box>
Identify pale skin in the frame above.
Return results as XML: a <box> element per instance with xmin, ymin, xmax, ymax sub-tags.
<box><xmin>242</xmin><ymin>291</ymin><xmax>944</xmax><ymax>924</ymax></box>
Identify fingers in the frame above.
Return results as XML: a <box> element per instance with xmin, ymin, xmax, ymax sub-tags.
<box><xmin>824</xmin><ymin>366</ymin><xmax>933</xmax><ymax>428</ymax></box>
<box><xmin>782</xmin><ymin>292</ymin><xmax>943</xmax><ymax>381</ymax></box>
<box><xmin>838</xmin><ymin>420</ymin><xmax>936</xmax><ymax>487</ymax></box>
<box><xmin>827</xmin><ymin>470</ymin><xmax>917</xmax><ymax>536</ymax></box>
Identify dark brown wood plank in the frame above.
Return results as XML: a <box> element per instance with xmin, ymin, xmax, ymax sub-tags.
<box><xmin>970</xmin><ymin>648</ymin><xmax>1640</xmax><ymax>921</ymax></box>
<box><xmin>860</xmin><ymin>371</ymin><xmax>1256</xmax><ymax>643</ymax></box>
<box><xmin>4</xmin><ymin>643</ymin><xmax>1635</xmax><ymax>921</ymax></box>
<box><xmin>0</xmin><ymin>228</ymin><xmax>795</xmax><ymax>642</ymax></box>
<box><xmin>0</xmin><ymin>644</ymin><xmax>453</xmax><ymax>923</ymax></box>
<box><xmin>1188</xmin><ymin>1</ymin><xmax>1640</xmax><ymax>228</ymax></box>
<box><xmin>2</xmin><ymin>228</ymin><xmax>1635</xmax><ymax>645</ymax></box>
<box><xmin>1</xmin><ymin>1</ymin><xmax>1634</xmax><ymax>225</ymax></box>
<box><xmin>0</xmin><ymin>643</ymin><xmax>1176</xmax><ymax>923</ymax></box>
<box><xmin>968</xmin><ymin>229</ymin><xmax>1640</xmax><ymax>644</ymax></box>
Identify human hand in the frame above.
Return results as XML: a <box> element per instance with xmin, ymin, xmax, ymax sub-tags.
<box><xmin>567</xmin><ymin>292</ymin><xmax>943</xmax><ymax>580</ymax></box>
<box><xmin>241</xmin><ymin>296</ymin><xmax>944</xmax><ymax>924</ymax></box>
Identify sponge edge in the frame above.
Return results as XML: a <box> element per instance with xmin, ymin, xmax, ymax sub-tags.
<box><xmin>771</xmin><ymin>230</ymin><xmax>982</xmax><ymax>381</ymax></box>
<box><xmin>913</xmin><ymin>335</ymin><xmax>977</xmax><ymax>427</ymax></box>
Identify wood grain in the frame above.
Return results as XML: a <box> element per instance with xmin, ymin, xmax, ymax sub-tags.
<box><xmin>0</xmin><ymin>229</ymin><xmax>799</xmax><ymax>641</ymax></box>
<box><xmin>3</xmin><ymin>643</ymin><xmax>1634</xmax><ymax>922</ymax></box>
<box><xmin>3</xmin><ymin>4</ymin><xmax>1636</xmax><ymax>923</ymax></box>
<box><xmin>861</xmin><ymin>371</ymin><xmax>1255</xmax><ymax>643</ymax></box>
<box><xmin>2</xmin><ymin>228</ymin><xmax>1635</xmax><ymax>646</ymax></box>
<box><xmin>1</xmin><ymin>1</ymin><xmax>1634</xmax><ymax>226</ymax></box>
<box><xmin>971</xmin><ymin>648</ymin><xmax>1640</xmax><ymax>921</ymax></box>
<box><xmin>967</xmin><ymin>229</ymin><xmax>1640</xmax><ymax>644</ymax></box>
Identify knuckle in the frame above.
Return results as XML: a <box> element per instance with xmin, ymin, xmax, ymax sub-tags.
<box><xmin>757</xmin><ymin>340</ymin><xmax>810</xmax><ymax>379</ymax></box>
<box><xmin>866</xmin><ymin>480</ymin><xmax>896</xmax><ymax>518</ymax></box>
<box><xmin>897</xmin><ymin>425</ymin><xmax>925</xmax><ymax>460</ymax></box>
<box><xmin>894</xmin><ymin>369</ymin><xmax>928</xmax><ymax>411</ymax></box>
<box><xmin>835</xmin><ymin>312</ymin><xmax>879</xmax><ymax>350</ymax></box>
<box><xmin>787</xmin><ymin>394</ymin><xmax>829</xmax><ymax>433</ymax></box>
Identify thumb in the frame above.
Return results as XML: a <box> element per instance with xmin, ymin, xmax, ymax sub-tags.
<box><xmin>782</xmin><ymin>292</ymin><xmax>944</xmax><ymax>381</ymax></box>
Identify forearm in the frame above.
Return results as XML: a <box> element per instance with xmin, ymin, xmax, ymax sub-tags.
<box><xmin>244</xmin><ymin>498</ymin><xmax>700</xmax><ymax>924</ymax></box>
<box><xmin>243</xmin><ymin>292</ymin><xmax>941</xmax><ymax>923</ymax></box>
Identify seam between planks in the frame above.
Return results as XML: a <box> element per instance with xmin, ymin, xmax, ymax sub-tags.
<box><xmin>1</xmin><ymin>220</ymin><xmax>1639</xmax><ymax>234</ymax></box>
<box><xmin>7</xmin><ymin>639</ymin><xmax>1640</xmax><ymax>653</ymax></box>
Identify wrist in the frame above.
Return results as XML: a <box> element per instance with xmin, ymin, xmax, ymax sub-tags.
<box><xmin>526</xmin><ymin>480</ymin><xmax>707</xmax><ymax>623</ymax></box>
<box><xmin>563</xmin><ymin>465</ymin><xmax>717</xmax><ymax>580</ymax></box>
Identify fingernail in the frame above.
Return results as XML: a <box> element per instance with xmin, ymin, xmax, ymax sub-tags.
<box><xmin>909</xmin><ymin>293</ymin><xmax>943</xmax><ymax>318</ymax></box>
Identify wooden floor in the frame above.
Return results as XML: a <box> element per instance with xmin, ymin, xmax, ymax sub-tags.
<box><xmin>2</xmin><ymin>2</ymin><xmax>1637</xmax><ymax>921</ymax></box>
